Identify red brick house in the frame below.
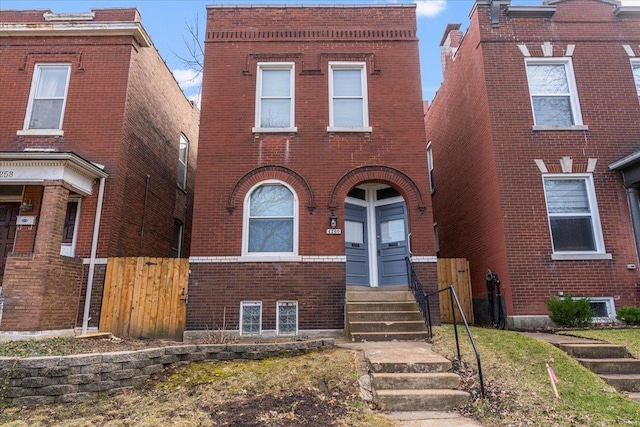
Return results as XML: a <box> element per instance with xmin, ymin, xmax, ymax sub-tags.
<box><xmin>0</xmin><ymin>9</ymin><xmax>199</xmax><ymax>334</ymax></box>
<box><xmin>188</xmin><ymin>5</ymin><xmax>436</xmax><ymax>338</ymax></box>
<box><xmin>425</xmin><ymin>0</ymin><xmax>640</xmax><ymax>328</ymax></box>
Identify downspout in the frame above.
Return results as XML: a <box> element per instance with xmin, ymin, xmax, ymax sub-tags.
<box><xmin>81</xmin><ymin>176</ymin><xmax>106</xmax><ymax>335</ymax></box>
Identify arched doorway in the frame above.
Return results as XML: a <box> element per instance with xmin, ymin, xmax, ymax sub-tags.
<box><xmin>345</xmin><ymin>183</ymin><xmax>409</xmax><ymax>287</ymax></box>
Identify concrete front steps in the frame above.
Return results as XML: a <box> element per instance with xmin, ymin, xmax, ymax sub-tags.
<box><xmin>346</xmin><ymin>286</ymin><xmax>428</xmax><ymax>342</ymax></box>
<box><xmin>556</xmin><ymin>341</ymin><xmax>640</xmax><ymax>401</ymax></box>
<box><xmin>363</xmin><ymin>342</ymin><xmax>470</xmax><ymax>412</ymax></box>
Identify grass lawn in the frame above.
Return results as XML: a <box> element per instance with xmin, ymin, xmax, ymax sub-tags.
<box><xmin>557</xmin><ymin>329</ymin><xmax>640</xmax><ymax>359</ymax></box>
<box><xmin>432</xmin><ymin>326</ymin><xmax>640</xmax><ymax>427</ymax></box>
<box><xmin>0</xmin><ymin>348</ymin><xmax>396</xmax><ymax>427</ymax></box>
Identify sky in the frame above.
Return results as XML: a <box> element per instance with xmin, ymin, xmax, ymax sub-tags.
<box><xmin>3</xmin><ymin>0</ymin><xmax>640</xmax><ymax>104</ymax></box>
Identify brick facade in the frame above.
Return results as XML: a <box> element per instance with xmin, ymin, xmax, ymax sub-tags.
<box><xmin>0</xmin><ymin>8</ymin><xmax>199</xmax><ymax>331</ymax></box>
<box><xmin>425</xmin><ymin>0</ymin><xmax>640</xmax><ymax>327</ymax></box>
<box><xmin>189</xmin><ymin>5</ymin><xmax>436</xmax><ymax>335</ymax></box>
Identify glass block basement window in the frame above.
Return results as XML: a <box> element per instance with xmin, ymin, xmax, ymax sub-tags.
<box><xmin>277</xmin><ymin>301</ymin><xmax>298</xmax><ymax>335</ymax></box>
<box><xmin>241</xmin><ymin>301</ymin><xmax>262</xmax><ymax>335</ymax></box>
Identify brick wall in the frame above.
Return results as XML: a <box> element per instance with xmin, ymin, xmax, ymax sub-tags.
<box><xmin>426</xmin><ymin>0</ymin><xmax>640</xmax><ymax>321</ymax></box>
<box><xmin>187</xmin><ymin>262</ymin><xmax>345</xmax><ymax>331</ymax></box>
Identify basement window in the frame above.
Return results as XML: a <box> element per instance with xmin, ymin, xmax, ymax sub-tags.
<box><xmin>240</xmin><ymin>301</ymin><xmax>262</xmax><ymax>335</ymax></box>
<box><xmin>277</xmin><ymin>301</ymin><xmax>298</xmax><ymax>335</ymax></box>
<box><xmin>588</xmin><ymin>297</ymin><xmax>616</xmax><ymax>323</ymax></box>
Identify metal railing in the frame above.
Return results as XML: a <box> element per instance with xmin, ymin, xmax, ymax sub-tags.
<box><xmin>405</xmin><ymin>257</ymin><xmax>485</xmax><ymax>398</ymax></box>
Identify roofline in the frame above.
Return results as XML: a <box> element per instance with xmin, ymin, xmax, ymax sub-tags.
<box><xmin>610</xmin><ymin>150</ymin><xmax>640</xmax><ymax>170</ymax></box>
<box><xmin>0</xmin><ymin>151</ymin><xmax>108</xmax><ymax>179</ymax></box>
<box><xmin>206</xmin><ymin>3</ymin><xmax>416</xmax><ymax>8</ymax></box>
<box><xmin>0</xmin><ymin>22</ymin><xmax>152</xmax><ymax>47</ymax></box>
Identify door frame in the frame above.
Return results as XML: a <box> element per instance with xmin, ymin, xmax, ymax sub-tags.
<box><xmin>345</xmin><ymin>184</ymin><xmax>407</xmax><ymax>287</ymax></box>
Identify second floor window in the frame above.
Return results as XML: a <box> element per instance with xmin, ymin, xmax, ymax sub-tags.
<box><xmin>254</xmin><ymin>63</ymin><xmax>295</xmax><ymax>131</ymax></box>
<box><xmin>24</xmin><ymin>64</ymin><xmax>71</xmax><ymax>131</ymax></box>
<box><xmin>328</xmin><ymin>62</ymin><xmax>371</xmax><ymax>131</ymax></box>
<box><xmin>632</xmin><ymin>60</ymin><xmax>640</xmax><ymax>105</ymax></box>
<box><xmin>525</xmin><ymin>59</ymin><xmax>582</xmax><ymax>127</ymax></box>
<box><xmin>177</xmin><ymin>134</ymin><xmax>189</xmax><ymax>189</ymax></box>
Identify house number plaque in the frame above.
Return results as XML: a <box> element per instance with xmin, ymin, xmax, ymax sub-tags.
<box><xmin>326</xmin><ymin>229</ymin><xmax>342</xmax><ymax>235</ymax></box>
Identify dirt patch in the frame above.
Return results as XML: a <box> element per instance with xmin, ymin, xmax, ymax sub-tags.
<box><xmin>209</xmin><ymin>389</ymin><xmax>350</xmax><ymax>426</ymax></box>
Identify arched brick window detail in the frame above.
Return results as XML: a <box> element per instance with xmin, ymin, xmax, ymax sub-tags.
<box><xmin>328</xmin><ymin>165</ymin><xmax>426</xmax><ymax>212</ymax></box>
<box><xmin>227</xmin><ymin>165</ymin><xmax>315</xmax><ymax>214</ymax></box>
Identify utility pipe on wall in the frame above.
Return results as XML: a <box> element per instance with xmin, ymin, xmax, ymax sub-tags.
<box><xmin>81</xmin><ymin>176</ymin><xmax>106</xmax><ymax>336</ymax></box>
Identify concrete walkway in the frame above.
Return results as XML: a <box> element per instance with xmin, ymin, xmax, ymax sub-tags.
<box><xmin>336</xmin><ymin>340</ymin><xmax>484</xmax><ymax>427</ymax></box>
<box><xmin>522</xmin><ymin>332</ymin><xmax>604</xmax><ymax>345</ymax></box>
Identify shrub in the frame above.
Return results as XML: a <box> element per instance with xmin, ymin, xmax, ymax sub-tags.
<box><xmin>616</xmin><ymin>306</ymin><xmax>640</xmax><ymax>325</ymax></box>
<box><xmin>545</xmin><ymin>294</ymin><xmax>593</xmax><ymax>327</ymax></box>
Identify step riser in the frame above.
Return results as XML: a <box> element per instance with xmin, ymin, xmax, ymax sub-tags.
<box><xmin>346</xmin><ymin>302</ymin><xmax>420</xmax><ymax>312</ymax></box>
<box><xmin>346</xmin><ymin>291</ymin><xmax>413</xmax><ymax>302</ymax></box>
<box><xmin>579</xmin><ymin>360</ymin><xmax>640</xmax><ymax>375</ymax></box>
<box><xmin>375</xmin><ymin>393</ymin><xmax>469</xmax><ymax>411</ymax></box>
<box><xmin>602</xmin><ymin>377</ymin><xmax>640</xmax><ymax>392</ymax></box>
<box><xmin>350</xmin><ymin>332</ymin><xmax>428</xmax><ymax>342</ymax></box>
<box><xmin>558</xmin><ymin>344</ymin><xmax>629</xmax><ymax>359</ymax></box>
<box><xmin>370</xmin><ymin>362</ymin><xmax>451</xmax><ymax>374</ymax></box>
<box><xmin>348</xmin><ymin>312</ymin><xmax>423</xmax><ymax>322</ymax></box>
<box><xmin>349</xmin><ymin>322</ymin><xmax>427</xmax><ymax>333</ymax></box>
<box><xmin>373</xmin><ymin>375</ymin><xmax>460</xmax><ymax>390</ymax></box>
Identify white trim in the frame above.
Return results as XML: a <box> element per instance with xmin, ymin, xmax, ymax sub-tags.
<box><xmin>254</xmin><ymin>62</ymin><xmax>295</xmax><ymax>132</ymax></box>
<box><xmin>302</xmin><ymin>255</ymin><xmax>346</xmax><ymax>262</ymax></box>
<box><xmin>541</xmin><ymin>42</ymin><xmax>553</xmax><ymax>57</ymax></box>
<box><xmin>623</xmin><ymin>45</ymin><xmax>636</xmax><ymax>57</ymax></box>
<box><xmin>242</xmin><ymin>180</ymin><xmax>299</xmax><ymax>257</ymax></box>
<box><xmin>409</xmin><ymin>256</ymin><xmax>438</xmax><ymax>263</ymax></box>
<box><xmin>0</xmin><ymin>22</ymin><xmax>152</xmax><ymax>48</ymax></box>
<box><xmin>189</xmin><ymin>255</ymin><xmax>345</xmax><ymax>263</ymax></box>
<box><xmin>587</xmin><ymin>158</ymin><xmax>598</xmax><ymax>173</ymax></box>
<box><xmin>534</xmin><ymin>159</ymin><xmax>548</xmax><ymax>173</ymax></box>
<box><xmin>23</xmin><ymin>63</ymin><xmax>71</xmax><ymax>132</ymax></box>
<box><xmin>560</xmin><ymin>156</ymin><xmax>573</xmax><ymax>173</ymax></box>
<box><xmin>177</xmin><ymin>134</ymin><xmax>189</xmax><ymax>190</ymax></box>
<box><xmin>82</xmin><ymin>257</ymin><xmax>108</xmax><ymax>265</ymax></box>
<box><xmin>427</xmin><ymin>141</ymin><xmax>434</xmax><ymax>193</ymax></box>
<box><xmin>240</xmin><ymin>301</ymin><xmax>262</xmax><ymax>336</ymax></box>
<box><xmin>588</xmin><ymin>297</ymin><xmax>616</xmax><ymax>322</ymax></box>
<box><xmin>525</xmin><ymin>57</ymin><xmax>584</xmax><ymax>127</ymax></box>
<box><xmin>43</xmin><ymin>12</ymin><xmax>95</xmax><ymax>21</ymax></box>
<box><xmin>632</xmin><ymin>58</ymin><xmax>640</xmax><ymax>104</ymax></box>
<box><xmin>542</xmin><ymin>173</ymin><xmax>607</xmax><ymax>257</ymax></box>
<box><xmin>276</xmin><ymin>300</ymin><xmax>298</xmax><ymax>336</ymax></box>
<box><xmin>16</xmin><ymin>129</ymin><xmax>64</xmax><ymax>137</ymax></box>
<box><xmin>565</xmin><ymin>45</ymin><xmax>575</xmax><ymax>57</ymax></box>
<box><xmin>532</xmin><ymin>125</ymin><xmax>589</xmax><ymax>131</ymax></box>
<box><xmin>328</xmin><ymin>62</ymin><xmax>370</xmax><ymax>131</ymax></box>
<box><xmin>517</xmin><ymin>44</ymin><xmax>531</xmax><ymax>57</ymax></box>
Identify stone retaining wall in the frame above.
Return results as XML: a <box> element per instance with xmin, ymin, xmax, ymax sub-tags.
<box><xmin>1</xmin><ymin>339</ymin><xmax>334</xmax><ymax>406</ymax></box>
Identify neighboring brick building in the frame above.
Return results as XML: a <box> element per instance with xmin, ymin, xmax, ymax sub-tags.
<box><xmin>188</xmin><ymin>5</ymin><xmax>436</xmax><ymax>337</ymax></box>
<box><xmin>425</xmin><ymin>0</ymin><xmax>640</xmax><ymax>328</ymax></box>
<box><xmin>0</xmin><ymin>9</ymin><xmax>199</xmax><ymax>333</ymax></box>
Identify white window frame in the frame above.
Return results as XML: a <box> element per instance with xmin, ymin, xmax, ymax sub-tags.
<box><xmin>542</xmin><ymin>174</ymin><xmax>610</xmax><ymax>260</ymax></box>
<box><xmin>525</xmin><ymin>58</ymin><xmax>586</xmax><ymax>131</ymax></box>
<box><xmin>632</xmin><ymin>59</ymin><xmax>640</xmax><ymax>105</ymax></box>
<box><xmin>19</xmin><ymin>63</ymin><xmax>71</xmax><ymax>136</ymax></box>
<box><xmin>177</xmin><ymin>134</ymin><xmax>189</xmax><ymax>189</ymax></box>
<box><xmin>328</xmin><ymin>62</ymin><xmax>372</xmax><ymax>132</ymax></box>
<box><xmin>240</xmin><ymin>180</ymin><xmax>300</xmax><ymax>261</ymax></box>
<box><xmin>253</xmin><ymin>62</ymin><xmax>296</xmax><ymax>133</ymax></box>
<box><xmin>172</xmin><ymin>219</ymin><xmax>184</xmax><ymax>258</ymax></box>
<box><xmin>60</xmin><ymin>197</ymin><xmax>81</xmax><ymax>258</ymax></box>
<box><xmin>588</xmin><ymin>297</ymin><xmax>616</xmax><ymax>323</ymax></box>
<box><xmin>427</xmin><ymin>142</ymin><xmax>434</xmax><ymax>193</ymax></box>
<box><xmin>240</xmin><ymin>301</ymin><xmax>262</xmax><ymax>336</ymax></box>
<box><xmin>276</xmin><ymin>300</ymin><xmax>298</xmax><ymax>336</ymax></box>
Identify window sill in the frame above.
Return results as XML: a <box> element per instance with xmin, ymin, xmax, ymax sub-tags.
<box><xmin>17</xmin><ymin>129</ymin><xmax>64</xmax><ymax>136</ymax></box>
<box><xmin>238</xmin><ymin>255</ymin><xmax>302</xmax><ymax>262</ymax></box>
<box><xmin>327</xmin><ymin>126</ymin><xmax>372</xmax><ymax>133</ymax></box>
<box><xmin>532</xmin><ymin>125</ymin><xmax>588</xmax><ymax>132</ymax></box>
<box><xmin>551</xmin><ymin>253</ymin><xmax>612</xmax><ymax>261</ymax></box>
<box><xmin>252</xmin><ymin>127</ymin><xmax>297</xmax><ymax>134</ymax></box>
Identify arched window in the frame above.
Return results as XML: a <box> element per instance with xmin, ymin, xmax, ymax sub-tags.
<box><xmin>243</xmin><ymin>181</ymin><xmax>298</xmax><ymax>255</ymax></box>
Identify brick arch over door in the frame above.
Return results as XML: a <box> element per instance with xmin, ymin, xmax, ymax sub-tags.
<box><xmin>227</xmin><ymin>165</ymin><xmax>316</xmax><ymax>214</ymax></box>
<box><xmin>328</xmin><ymin>165</ymin><xmax>426</xmax><ymax>212</ymax></box>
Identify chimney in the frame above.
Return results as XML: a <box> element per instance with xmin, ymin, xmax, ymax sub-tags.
<box><xmin>440</xmin><ymin>24</ymin><xmax>463</xmax><ymax>74</ymax></box>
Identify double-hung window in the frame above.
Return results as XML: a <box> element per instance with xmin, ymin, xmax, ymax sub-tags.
<box><xmin>254</xmin><ymin>63</ymin><xmax>296</xmax><ymax>132</ymax></box>
<box><xmin>543</xmin><ymin>175</ymin><xmax>608</xmax><ymax>259</ymax></box>
<box><xmin>23</xmin><ymin>64</ymin><xmax>71</xmax><ymax>133</ymax></box>
<box><xmin>244</xmin><ymin>181</ymin><xmax>297</xmax><ymax>255</ymax></box>
<box><xmin>525</xmin><ymin>59</ymin><xmax>583</xmax><ymax>128</ymax></box>
<box><xmin>328</xmin><ymin>62</ymin><xmax>371</xmax><ymax>132</ymax></box>
<box><xmin>632</xmin><ymin>59</ymin><xmax>640</xmax><ymax>105</ymax></box>
<box><xmin>177</xmin><ymin>134</ymin><xmax>189</xmax><ymax>189</ymax></box>
<box><xmin>427</xmin><ymin>142</ymin><xmax>434</xmax><ymax>192</ymax></box>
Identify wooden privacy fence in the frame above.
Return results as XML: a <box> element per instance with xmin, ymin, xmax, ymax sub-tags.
<box><xmin>99</xmin><ymin>257</ymin><xmax>188</xmax><ymax>340</ymax></box>
<box><xmin>437</xmin><ymin>258</ymin><xmax>474</xmax><ymax>324</ymax></box>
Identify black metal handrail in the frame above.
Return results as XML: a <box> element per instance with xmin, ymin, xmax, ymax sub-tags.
<box><xmin>405</xmin><ymin>257</ymin><xmax>485</xmax><ymax>398</ymax></box>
